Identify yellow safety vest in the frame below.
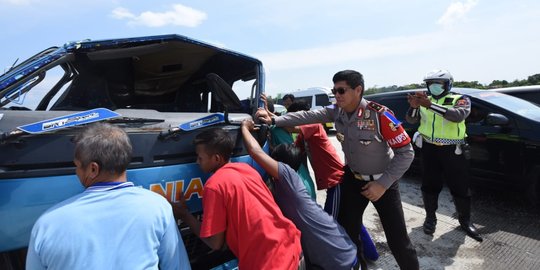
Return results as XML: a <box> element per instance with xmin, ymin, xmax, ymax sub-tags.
<box><xmin>418</xmin><ymin>94</ymin><xmax>466</xmax><ymax>145</ymax></box>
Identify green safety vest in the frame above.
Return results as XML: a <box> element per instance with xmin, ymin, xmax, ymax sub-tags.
<box><xmin>418</xmin><ymin>94</ymin><xmax>467</xmax><ymax>145</ymax></box>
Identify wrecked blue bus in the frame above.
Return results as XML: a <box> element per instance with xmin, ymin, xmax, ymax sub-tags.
<box><xmin>0</xmin><ymin>34</ymin><xmax>269</xmax><ymax>269</ymax></box>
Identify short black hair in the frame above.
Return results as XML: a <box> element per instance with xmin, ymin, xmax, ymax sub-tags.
<box><xmin>282</xmin><ymin>94</ymin><xmax>295</xmax><ymax>102</ymax></box>
<box><xmin>270</xmin><ymin>144</ymin><xmax>305</xmax><ymax>171</ymax></box>
<box><xmin>193</xmin><ymin>128</ymin><xmax>234</xmax><ymax>161</ymax></box>
<box><xmin>286</xmin><ymin>101</ymin><xmax>310</xmax><ymax>113</ymax></box>
<box><xmin>333</xmin><ymin>70</ymin><xmax>365</xmax><ymax>90</ymax></box>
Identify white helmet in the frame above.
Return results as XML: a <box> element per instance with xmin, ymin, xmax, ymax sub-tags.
<box><xmin>423</xmin><ymin>69</ymin><xmax>453</xmax><ymax>97</ymax></box>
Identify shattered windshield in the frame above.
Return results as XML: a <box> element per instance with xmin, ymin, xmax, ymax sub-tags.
<box><xmin>0</xmin><ymin>36</ymin><xmax>262</xmax><ymax>115</ymax></box>
<box><xmin>0</xmin><ymin>66</ymin><xmax>68</xmax><ymax>110</ymax></box>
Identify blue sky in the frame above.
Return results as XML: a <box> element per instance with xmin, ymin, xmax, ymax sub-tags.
<box><xmin>1</xmin><ymin>0</ymin><xmax>539</xmax><ymax>97</ymax></box>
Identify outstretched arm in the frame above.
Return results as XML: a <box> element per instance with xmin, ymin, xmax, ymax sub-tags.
<box><xmin>170</xmin><ymin>193</ymin><xmax>225</xmax><ymax>251</ymax></box>
<box><xmin>241</xmin><ymin>119</ymin><xmax>279</xmax><ymax>179</ymax></box>
<box><xmin>260</xmin><ymin>93</ymin><xmax>276</xmax><ymax>117</ymax></box>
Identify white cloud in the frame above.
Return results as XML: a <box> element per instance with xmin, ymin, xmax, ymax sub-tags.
<box><xmin>258</xmin><ymin>3</ymin><xmax>540</xmax><ymax>93</ymax></box>
<box><xmin>255</xmin><ymin>32</ymin><xmax>452</xmax><ymax>92</ymax></box>
<box><xmin>111</xmin><ymin>4</ymin><xmax>207</xmax><ymax>27</ymax></box>
<box><xmin>257</xmin><ymin>32</ymin><xmax>447</xmax><ymax>71</ymax></box>
<box><xmin>3</xmin><ymin>0</ymin><xmax>32</xmax><ymax>5</ymax></box>
<box><xmin>111</xmin><ymin>7</ymin><xmax>135</xmax><ymax>19</ymax></box>
<box><xmin>437</xmin><ymin>0</ymin><xmax>479</xmax><ymax>27</ymax></box>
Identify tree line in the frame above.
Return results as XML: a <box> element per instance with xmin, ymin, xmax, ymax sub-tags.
<box><xmin>364</xmin><ymin>73</ymin><xmax>540</xmax><ymax>95</ymax></box>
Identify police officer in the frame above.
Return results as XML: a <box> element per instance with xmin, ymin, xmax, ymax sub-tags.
<box><xmin>256</xmin><ymin>70</ymin><xmax>419</xmax><ymax>270</ymax></box>
<box><xmin>406</xmin><ymin>69</ymin><xmax>482</xmax><ymax>242</ymax></box>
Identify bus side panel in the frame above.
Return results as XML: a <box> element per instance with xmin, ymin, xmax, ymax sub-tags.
<box><xmin>0</xmin><ymin>154</ymin><xmax>258</xmax><ymax>253</ymax></box>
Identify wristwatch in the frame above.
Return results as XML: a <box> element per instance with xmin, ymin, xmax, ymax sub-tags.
<box><xmin>271</xmin><ymin>117</ymin><xmax>276</xmax><ymax>125</ymax></box>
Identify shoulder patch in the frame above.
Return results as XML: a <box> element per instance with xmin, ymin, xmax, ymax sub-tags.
<box><xmin>378</xmin><ymin>109</ymin><xmax>411</xmax><ymax>148</ymax></box>
<box><xmin>367</xmin><ymin>101</ymin><xmax>410</xmax><ymax>147</ymax></box>
<box><xmin>382</xmin><ymin>111</ymin><xmax>401</xmax><ymax>127</ymax></box>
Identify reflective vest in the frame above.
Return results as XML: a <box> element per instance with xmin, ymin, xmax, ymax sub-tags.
<box><xmin>418</xmin><ymin>94</ymin><xmax>466</xmax><ymax>145</ymax></box>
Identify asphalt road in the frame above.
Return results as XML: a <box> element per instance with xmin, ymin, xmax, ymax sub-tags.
<box><xmin>312</xmin><ymin>133</ymin><xmax>540</xmax><ymax>270</ymax></box>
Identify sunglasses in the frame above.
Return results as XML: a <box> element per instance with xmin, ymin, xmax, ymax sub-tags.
<box><xmin>331</xmin><ymin>86</ymin><xmax>352</xmax><ymax>95</ymax></box>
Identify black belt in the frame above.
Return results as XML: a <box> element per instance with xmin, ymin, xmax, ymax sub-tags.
<box><xmin>351</xmin><ymin>171</ymin><xmax>382</xmax><ymax>181</ymax></box>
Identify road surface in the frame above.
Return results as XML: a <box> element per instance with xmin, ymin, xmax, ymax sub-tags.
<box><xmin>311</xmin><ymin>134</ymin><xmax>540</xmax><ymax>270</ymax></box>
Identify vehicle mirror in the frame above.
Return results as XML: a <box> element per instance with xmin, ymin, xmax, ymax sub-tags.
<box><xmin>485</xmin><ymin>113</ymin><xmax>509</xmax><ymax>126</ymax></box>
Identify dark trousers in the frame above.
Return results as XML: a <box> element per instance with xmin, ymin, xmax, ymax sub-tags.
<box><xmin>421</xmin><ymin>142</ymin><xmax>470</xmax><ymax>198</ymax></box>
<box><xmin>337</xmin><ymin>167</ymin><xmax>419</xmax><ymax>270</ymax></box>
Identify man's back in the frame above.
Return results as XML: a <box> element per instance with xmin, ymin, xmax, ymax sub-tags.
<box><xmin>26</xmin><ymin>185</ymin><xmax>189</xmax><ymax>270</ymax></box>
<box><xmin>296</xmin><ymin>123</ymin><xmax>343</xmax><ymax>189</ymax></box>
<box><xmin>273</xmin><ymin>162</ymin><xmax>357</xmax><ymax>270</ymax></box>
<box><xmin>200</xmin><ymin>163</ymin><xmax>301</xmax><ymax>270</ymax></box>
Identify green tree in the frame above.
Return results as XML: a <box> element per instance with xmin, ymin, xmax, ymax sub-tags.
<box><xmin>527</xmin><ymin>74</ymin><xmax>540</xmax><ymax>85</ymax></box>
<box><xmin>454</xmin><ymin>81</ymin><xmax>486</xmax><ymax>89</ymax></box>
<box><xmin>399</xmin><ymin>83</ymin><xmax>424</xmax><ymax>90</ymax></box>
<box><xmin>488</xmin><ymin>80</ymin><xmax>509</xmax><ymax>88</ymax></box>
<box><xmin>363</xmin><ymin>73</ymin><xmax>539</xmax><ymax>95</ymax></box>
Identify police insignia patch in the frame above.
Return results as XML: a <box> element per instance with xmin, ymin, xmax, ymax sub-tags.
<box><xmin>364</xmin><ymin>109</ymin><xmax>371</xmax><ymax>119</ymax></box>
<box><xmin>367</xmin><ymin>101</ymin><xmax>384</xmax><ymax>112</ymax></box>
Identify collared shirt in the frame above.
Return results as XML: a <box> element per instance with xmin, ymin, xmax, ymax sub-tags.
<box><xmin>275</xmin><ymin>99</ymin><xmax>414</xmax><ymax>189</ymax></box>
<box><xmin>26</xmin><ymin>182</ymin><xmax>190</xmax><ymax>270</ymax></box>
<box><xmin>85</xmin><ymin>181</ymin><xmax>134</xmax><ymax>192</ymax></box>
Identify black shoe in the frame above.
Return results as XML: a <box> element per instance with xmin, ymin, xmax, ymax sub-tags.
<box><xmin>422</xmin><ymin>191</ymin><xmax>439</xmax><ymax>235</ymax></box>
<box><xmin>460</xmin><ymin>221</ymin><xmax>483</xmax><ymax>242</ymax></box>
<box><xmin>453</xmin><ymin>196</ymin><xmax>483</xmax><ymax>242</ymax></box>
<box><xmin>423</xmin><ymin>217</ymin><xmax>437</xmax><ymax>235</ymax></box>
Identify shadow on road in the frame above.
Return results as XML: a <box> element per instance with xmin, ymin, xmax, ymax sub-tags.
<box><xmin>399</xmin><ymin>174</ymin><xmax>540</xmax><ymax>241</ymax></box>
<box><xmin>327</xmin><ymin>131</ymin><xmax>540</xmax><ymax>269</ymax></box>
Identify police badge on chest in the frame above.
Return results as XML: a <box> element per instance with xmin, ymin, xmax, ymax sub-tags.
<box><xmin>357</xmin><ymin>119</ymin><xmax>375</xmax><ymax>130</ymax></box>
<box><xmin>357</xmin><ymin>108</ymin><xmax>375</xmax><ymax>131</ymax></box>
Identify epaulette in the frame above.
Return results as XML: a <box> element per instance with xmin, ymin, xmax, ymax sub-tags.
<box><xmin>368</xmin><ymin>101</ymin><xmax>401</xmax><ymax>126</ymax></box>
<box><xmin>367</xmin><ymin>101</ymin><xmax>386</xmax><ymax>113</ymax></box>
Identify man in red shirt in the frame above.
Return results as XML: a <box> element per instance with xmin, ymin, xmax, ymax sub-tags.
<box><xmin>288</xmin><ymin>101</ymin><xmax>379</xmax><ymax>262</ymax></box>
<box><xmin>171</xmin><ymin>128</ymin><xmax>302</xmax><ymax>270</ymax></box>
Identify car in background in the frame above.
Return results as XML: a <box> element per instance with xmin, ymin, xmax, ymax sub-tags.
<box><xmin>0</xmin><ymin>34</ymin><xmax>270</xmax><ymax>269</ymax></box>
<box><xmin>329</xmin><ymin>92</ymin><xmax>336</xmax><ymax>104</ymax></box>
<box><xmin>273</xmin><ymin>103</ymin><xmax>287</xmax><ymax>115</ymax></box>
<box><xmin>277</xmin><ymin>87</ymin><xmax>334</xmax><ymax>131</ymax></box>
<box><xmin>489</xmin><ymin>85</ymin><xmax>540</xmax><ymax>106</ymax></box>
<box><xmin>365</xmin><ymin>88</ymin><xmax>540</xmax><ymax>206</ymax></box>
